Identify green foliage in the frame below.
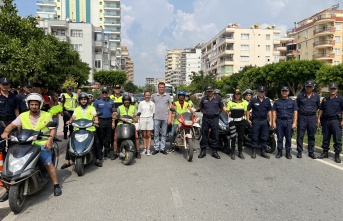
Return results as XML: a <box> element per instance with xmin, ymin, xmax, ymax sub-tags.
<box><xmin>316</xmin><ymin>64</ymin><xmax>343</xmax><ymax>88</ymax></box>
<box><xmin>142</xmin><ymin>84</ymin><xmax>156</xmax><ymax>93</ymax></box>
<box><xmin>93</xmin><ymin>70</ymin><xmax>127</xmax><ymax>87</ymax></box>
<box><xmin>188</xmin><ymin>70</ymin><xmax>216</xmax><ymax>93</ymax></box>
<box><xmin>124</xmin><ymin>82</ymin><xmax>138</xmax><ymax>93</ymax></box>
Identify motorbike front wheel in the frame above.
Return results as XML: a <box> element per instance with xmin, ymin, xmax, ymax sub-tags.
<box><xmin>9</xmin><ymin>182</ymin><xmax>26</xmax><ymax>214</ymax></box>
<box><xmin>186</xmin><ymin>138</ymin><xmax>194</xmax><ymax>162</ymax></box>
<box><xmin>75</xmin><ymin>158</ymin><xmax>84</xmax><ymax>176</ymax></box>
<box><xmin>266</xmin><ymin>136</ymin><xmax>276</xmax><ymax>153</ymax></box>
<box><xmin>193</xmin><ymin>127</ymin><xmax>201</xmax><ymax>140</ymax></box>
<box><xmin>121</xmin><ymin>140</ymin><xmax>135</xmax><ymax>165</ymax></box>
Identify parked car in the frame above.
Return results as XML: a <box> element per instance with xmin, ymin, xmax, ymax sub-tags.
<box><xmin>134</xmin><ymin>93</ymin><xmax>144</xmax><ymax>103</ymax></box>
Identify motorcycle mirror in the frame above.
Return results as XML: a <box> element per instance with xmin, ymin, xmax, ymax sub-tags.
<box><xmin>0</xmin><ymin>121</ymin><xmax>6</xmax><ymax>128</ymax></box>
<box><xmin>195</xmin><ymin>108</ymin><xmax>201</xmax><ymax>112</ymax></box>
<box><xmin>96</xmin><ymin>112</ymin><xmax>103</xmax><ymax>117</ymax></box>
<box><xmin>112</xmin><ymin>108</ymin><xmax>118</xmax><ymax>113</ymax></box>
<box><xmin>136</xmin><ymin>112</ymin><xmax>141</xmax><ymax>116</ymax></box>
<box><xmin>46</xmin><ymin>121</ymin><xmax>58</xmax><ymax>127</ymax></box>
<box><xmin>63</xmin><ymin>111</ymin><xmax>71</xmax><ymax>118</ymax></box>
<box><xmin>170</xmin><ymin>107</ymin><xmax>176</xmax><ymax>112</ymax></box>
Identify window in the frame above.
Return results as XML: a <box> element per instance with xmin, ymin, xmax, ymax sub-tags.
<box><xmin>297</xmin><ymin>43</ymin><xmax>301</xmax><ymax>50</ymax></box>
<box><xmin>100</xmin><ymin>10</ymin><xmax>102</xmax><ymax>13</ymax></box>
<box><xmin>274</xmin><ymin>55</ymin><xmax>279</xmax><ymax>62</ymax></box>
<box><xmin>71</xmin><ymin>29</ymin><xmax>83</xmax><ymax>37</ymax></box>
<box><xmin>305</xmin><ymin>30</ymin><xmax>308</xmax><ymax>37</ymax></box>
<box><xmin>305</xmin><ymin>42</ymin><xmax>308</xmax><ymax>48</ymax></box>
<box><xmin>266</xmin><ymin>34</ymin><xmax>270</xmax><ymax>40</ymax></box>
<box><xmin>265</xmin><ymin>56</ymin><xmax>270</xmax><ymax>62</ymax></box>
<box><xmin>240</xmin><ymin>56</ymin><xmax>249</xmax><ymax>62</ymax></box>
<box><xmin>334</xmin><ymin>61</ymin><xmax>340</xmax><ymax>65</ymax></box>
<box><xmin>100</xmin><ymin>18</ymin><xmax>103</xmax><ymax>21</ymax></box>
<box><xmin>305</xmin><ymin>53</ymin><xmax>308</xmax><ymax>60</ymax></box>
<box><xmin>52</xmin><ymin>29</ymin><xmax>65</xmax><ymax>36</ymax></box>
<box><xmin>240</xmin><ymin>44</ymin><xmax>249</xmax><ymax>51</ymax></box>
<box><xmin>72</xmin><ymin>44</ymin><xmax>82</xmax><ymax>52</ymax></box>
<box><xmin>57</xmin><ymin>7</ymin><xmax>60</xmax><ymax>10</ymax></box>
<box><xmin>334</xmin><ymin>48</ymin><xmax>340</xmax><ymax>55</ymax></box>
<box><xmin>241</xmin><ymin>34</ymin><xmax>249</xmax><ymax>40</ymax></box>
<box><xmin>95</xmin><ymin>60</ymin><xmax>102</xmax><ymax>69</ymax></box>
<box><xmin>335</xmin><ymin>23</ymin><xmax>341</xmax><ymax>31</ymax></box>
<box><xmin>335</xmin><ymin>36</ymin><xmax>340</xmax><ymax>43</ymax></box>
<box><xmin>99</xmin><ymin>1</ymin><xmax>102</xmax><ymax>5</ymax></box>
<box><xmin>44</xmin><ymin>28</ymin><xmax>48</xmax><ymax>35</ymax></box>
<box><xmin>274</xmin><ymin>34</ymin><xmax>280</xmax><ymax>40</ymax></box>
<box><xmin>266</xmin><ymin>45</ymin><xmax>270</xmax><ymax>51</ymax></box>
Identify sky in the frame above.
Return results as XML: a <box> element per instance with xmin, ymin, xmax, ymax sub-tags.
<box><xmin>14</xmin><ymin>0</ymin><xmax>337</xmax><ymax>85</ymax></box>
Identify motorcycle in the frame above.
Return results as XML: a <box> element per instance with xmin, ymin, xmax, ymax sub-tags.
<box><xmin>217</xmin><ymin>110</ymin><xmax>232</xmax><ymax>154</ymax></box>
<box><xmin>116</xmin><ymin>113</ymin><xmax>141</xmax><ymax>165</ymax></box>
<box><xmin>170</xmin><ymin>108</ymin><xmax>195</xmax><ymax>162</ymax></box>
<box><xmin>243</xmin><ymin>125</ymin><xmax>276</xmax><ymax>153</ymax></box>
<box><xmin>64</xmin><ymin>111</ymin><xmax>102</xmax><ymax>176</ymax></box>
<box><xmin>192</xmin><ymin>112</ymin><xmax>201</xmax><ymax>140</ymax></box>
<box><xmin>0</xmin><ymin>122</ymin><xmax>59</xmax><ymax>214</ymax></box>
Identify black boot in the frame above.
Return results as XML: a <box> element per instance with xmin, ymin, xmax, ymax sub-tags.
<box><xmin>261</xmin><ymin>149</ymin><xmax>270</xmax><ymax>159</ymax></box>
<box><xmin>111</xmin><ymin>152</ymin><xmax>118</xmax><ymax>160</ymax></box>
<box><xmin>276</xmin><ymin>149</ymin><xmax>282</xmax><ymax>158</ymax></box>
<box><xmin>212</xmin><ymin>149</ymin><xmax>220</xmax><ymax>159</ymax></box>
<box><xmin>0</xmin><ymin>190</ymin><xmax>9</xmax><ymax>202</ymax></box>
<box><xmin>285</xmin><ymin>150</ymin><xmax>292</xmax><ymax>159</ymax></box>
<box><xmin>230</xmin><ymin>147</ymin><xmax>236</xmax><ymax>160</ymax></box>
<box><xmin>308</xmin><ymin>152</ymin><xmax>317</xmax><ymax>159</ymax></box>
<box><xmin>335</xmin><ymin>153</ymin><xmax>341</xmax><ymax>163</ymax></box>
<box><xmin>63</xmin><ymin>132</ymin><xmax>68</xmax><ymax>140</ymax></box>
<box><xmin>238</xmin><ymin>151</ymin><xmax>245</xmax><ymax>159</ymax></box>
<box><xmin>136</xmin><ymin>151</ymin><xmax>141</xmax><ymax>159</ymax></box>
<box><xmin>251</xmin><ymin>148</ymin><xmax>256</xmax><ymax>159</ymax></box>
<box><xmin>198</xmin><ymin>149</ymin><xmax>206</xmax><ymax>158</ymax></box>
<box><xmin>318</xmin><ymin>151</ymin><xmax>328</xmax><ymax>159</ymax></box>
<box><xmin>296</xmin><ymin>151</ymin><xmax>302</xmax><ymax>158</ymax></box>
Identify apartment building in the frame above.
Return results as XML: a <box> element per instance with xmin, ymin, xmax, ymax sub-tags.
<box><xmin>37</xmin><ymin>20</ymin><xmax>110</xmax><ymax>84</ymax></box>
<box><xmin>165</xmin><ymin>49</ymin><xmax>183</xmax><ymax>85</ymax></box>
<box><xmin>286</xmin><ymin>5</ymin><xmax>343</xmax><ymax>65</ymax></box>
<box><xmin>120</xmin><ymin>46</ymin><xmax>134</xmax><ymax>83</ymax></box>
<box><xmin>180</xmin><ymin>45</ymin><xmax>202</xmax><ymax>86</ymax></box>
<box><xmin>201</xmin><ymin>23</ymin><xmax>282</xmax><ymax>79</ymax></box>
<box><xmin>36</xmin><ymin>0</ymin><xmax>121</xmax><ymax>70</ymax></box>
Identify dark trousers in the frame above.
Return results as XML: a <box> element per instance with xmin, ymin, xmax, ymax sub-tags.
<box><xmin>276</xmin><ymin>119</ymin><xmax>293</xmax><ymax>150</ymax></box>
<box><xmin>200</xmin><ymin>117</ymin><xmax>219</xmax><ymax>150</ymax></box>
<box><xmin>230</xmin><ymin>120</ymin><xmax>246</xmax><ymax>151</ymax></box>
<box><xmin>98</xmin><ymin>118</ymin><xmax>112</xmax><ymax>154</ymax></box>
<box><xmin>251</xmin><ymin>119</ymin><xmax>269</xmax><ymax>150</ymax></box>
<box><xmin>65</xmin><ymin>132</ymin><xmax>103</xmax><ymax>160</ymax></box>
<box><xmin>297</xmin><ymin>115</ymin><xmax>317</xmax><ymax>153</ymax></box>
<box><xmin>0</xmin><ymin>120</ymin><xmax>13</xmax><ymax>158</ymax></box>
<box><xmin>321</xmin><ymin>119</ymin><xmax>342</xmax><ymax>153</ymax></box>
<box><xmin>63</xmin><ymin>111</ymin><xmax>74</xmax><ymax>135</ymax></box>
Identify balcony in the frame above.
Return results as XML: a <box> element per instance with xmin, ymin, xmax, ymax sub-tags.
<box><xmin>104</xmin><ymin>21</ymin><xmax>121</xmax><ymax>26</ymax></box>
<box><xmin>315</xmin><ymin>14</ymin><xmax>336</xmax><ymax>24</ymax></box>
<box><xmin>109</xmin><ymin>37</ymin><xmax>120</xmax><ymax>42</ymax></box>
<box><xmin>104</xmin><ymin>29</ymin><xmax>121</xmax><ymax>34</ymax></box>
<box><xmin>219</xmin><ymin>58</ymin><xmax>234</xmax><ymax>66</ymax></box>
<box><xmin>49</xmin><ymin>20</ymin><xmax>68</xmax><ymax>28</ymax></box>
<box><xmin>104</xmin><ymin>4</ymin><xmax>120</xmax><ymax>10</ymax></box>
<box><xmin>95</xmin><ymin>53</ymin><xmax>103</xmax><ymax>60</ymax></box>
<box><xmin>36</xmin><ymin>1</ymin><xmax>56</xmax><ymax>6</ymax></box>
<box><xmin>217</xmin><ymin>48</ymin><xmax>234</xmax><ymax>57</ymax></box>
<box><xmin>104</xmin><ymin>0</ymin><xmax>120</xmax><ymax>2</ymax></box>
<box><xmin>95</xmin><ymin>41</ymin><xmax>103</xmax><ymax>48</ymax></box>
<box><xmin>313</xmin><ymin>40</ymin><xmax>335</xmax><ymax>48</ymax></box>
<box><xmin>313</xmin><ymin>53</ymin><xmax>335</xmax><ymax>60</ymax></box>
<box><xmin>286</xmin><ymin>39</ymin><xmax>297</xmax><ymax>45</ymax></box>
<box><xmin>94</xmin><ymin>27</ymin><xmax>103</xmax><ymax>33</ymax></box>
<box><xmin>279</xmin><ymin>56</ymin><xmax>286</xmax><ymax>60</ymax></box>
<box><xmin>104</xmin><ymin>13</ymin><xmax>121</xmax><ymax>18</ymax></box>
<box><xmin>286</xmin><ymin>50</ymin><xmax>297</xmax><ymax>57</ymax></box>
<box><xmin>313</xmin><ymin>27</ymin><xmax>336</xmax><ymax>36</ymax></box>
<box><xmin>55</xmin><ymin>35</ymin><xmax>69</xmax><ymax>42</ymax></box>
<box><xmin>37</xmin><ymin>9</ymin><xmax>56</xmax><ymax>13</ymax></box>
<box><xmin>277</xmin><ymin>46</ymin><xmax>287</xmax><ymax>51</ymax></box>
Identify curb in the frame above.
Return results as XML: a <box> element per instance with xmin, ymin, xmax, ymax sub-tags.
<box><xmin>291</xmin><ymin>138</ymin><xmax>342</xmax><ymax>158</ymax></box>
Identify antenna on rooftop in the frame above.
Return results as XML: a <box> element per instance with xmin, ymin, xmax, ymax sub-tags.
<box><xmin>332</xmin><ymin>4</ymin><xmax>339</xmax><ymax>10</ymax></box>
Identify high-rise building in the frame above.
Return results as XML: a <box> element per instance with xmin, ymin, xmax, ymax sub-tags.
<box><xmin>165</xmin><ymin>49</ymin><xmax>183</xmax><ymax>86</ymax></box>
<box><xmin>120</xmin><ymin>46</ymin><xmax>134</xmax><ymax>83</ymax></box>
<box><xmin>201</xmin><ymin>23</ymin><xmax>283</xmax><ymax>79</ymax></box>
<box><xmin>286</xmin><ymin>5</ymin><xmax>343</xmax><ymax>65</ymax></box>
<box><xmin>36</xmin><ymin>0</ymin><xmax>121</xmax><ymax>70</ymax></box>
<box><xmin>180</xmin><ymin>44</ymin><xmax>202</xmax><ymax>86</ymax></box>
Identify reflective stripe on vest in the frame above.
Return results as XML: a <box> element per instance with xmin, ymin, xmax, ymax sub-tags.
<box><xmin>110</xmin><ymin>95</ymin><xmax>123</xmax><ymax>103</ymax></box>
<box><xmin>21</xmin><ymin>111</ymin><xmax>51</xmax><ymax>146</ymax></box>
<box><xmin>118</xmin><ymin>104</ymin><xmax>135</xmax><ymax>125</ymax></box>
<box><xmin>173</xmin><ymin>101</ymin><xmax>189</xmax><ymax>125</ymax></box>
<box><xmin>73</xmin><ymin>106</ymin><xmax>96</xmax><ymax>132</ymax></box>
<box><xmin>64</xmin><ymin>93</ymin><xmax>77</xmax><ymax>111</ymax></box>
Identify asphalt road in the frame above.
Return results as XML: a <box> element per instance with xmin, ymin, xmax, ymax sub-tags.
<box><xmin>1</xmin><ymin>117</ymin><xmax>343</xmax><ymax>221</ymax></box>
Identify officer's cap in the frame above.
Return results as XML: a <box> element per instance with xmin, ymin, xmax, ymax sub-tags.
<box><xmin>33</xmin><ymin>82</ymin><xmax>42</xmax><ymax>88</ymax></box>
<box><xmin>257</xmin><ymin>86</ymin><xmax>266</xmax><ymax>92</ymax></box>
<box><xmin>0</xmin><ymin>77</ymin><xmax>11</xmax><ymax>85</ymax></box>
<box><xmin>281</xmin><ymin>86</ymin><xmax>290</xmax><ymax>91</ymax></box>
<box><xmin>234</xmin><ymin>89</ymin><xmax>241</xmax><ymax>94</ymax></box>
<box><xmin>66</xmin><ymin>85</ymin><xmax>72</xmax><ymax>90</ymax></box>
<box><xmin>102</xmin><ymin>87</ymin><xmax>108</xmax><ymax>93</ymax></box>
<box><xmin>24</xmin><ymin>81</ymin><xmax>33</xmax><ymax>88</ymax></box>
<box><xmin>329</xmin><ymin>83</ymin><xmax>338</xmax><ymax>89</ymax></box>
<box><xmin>206</xmin><ymin>86</ymin><xmax>214</xmax><ymax>91</ymax></box>
<box><xmin>305</xmin><ymin>80</ymin><xmax>315</xmax><ymax>87</ymax></box>
<box><xmin>113</xmin><ymin>85</ymin><xmax>121</xmax><ymax>89</ymax></box>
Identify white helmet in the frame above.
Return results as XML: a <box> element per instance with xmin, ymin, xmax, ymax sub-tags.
<box><xmin>26</xmin><ymin>93</ymin><xmax>44</xmax><ymax>109</ymax></box>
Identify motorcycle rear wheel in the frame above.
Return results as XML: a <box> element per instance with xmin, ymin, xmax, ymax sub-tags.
<box><xmin>186</xmin><ymin>138</ymin><xmax>194</xmax><ymax>162</ymax></box>
<box><xmin>121</xmin><ymin>140</ymin><xmax>135</xmax><ymax>165</ymax></box>
<box><xmin>9</xmin><ymin>182</ymin><xmax>26</xmax><ymax>214</ymax></box>
<box><xmin>75</xmin><ymin>158</ymin><xmax>84</xmax><ymax>176</ymax></box>
<box><xmin>266</xmin><ymin>136</ymin><xmax>276</xmax><ymax>153</ymax></box>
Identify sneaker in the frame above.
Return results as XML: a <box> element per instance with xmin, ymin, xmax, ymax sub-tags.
<box><xmin>146</xmin><ymin>149</ymin><xmax>151</xmax><ymax>156</ymax></box>
<box><xmin>141</xmin><ymin>148</ymin><xmax>147</xmax><ymax>155</ymax></box>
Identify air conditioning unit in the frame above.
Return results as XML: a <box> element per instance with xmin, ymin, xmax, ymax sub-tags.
<box><xmin>305</xmin><ymin>35</ymin><xmax>308</xmax><ymax>39</ymax></box>
<box><xmin>330</xmin><ymin>35</ymin><xmax>334</xmax><ymax>38</ymax></box>
<box><xmin>297</xmin><ymin>49</ymin><xmax>301</xmax><ymax>52</ymax></box>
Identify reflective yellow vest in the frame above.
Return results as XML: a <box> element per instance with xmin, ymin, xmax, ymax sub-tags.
<box><xmin>73</xmin><ymin>106</ymin><xmax>96</xmax><ymax>132</ymax></box>
<box><xmin>21</xmin><ymin>111</ymin><xmax>51</xmax><ymax>146</ymax></box>
<box><xmin>110</xmin><ymin>95</ymin><xmax>123</xmax><ymax>103</ymax></box>
<box><xmin>118</xmin><ymin>104</ymin><xmax>135</xmax><ymax>125</ymax></box>
<box><xmin>64</xmin><ymin>93</ymin><xmax>77</xmax><ymax>111</ymax></box>
<box><xmin>173</xmin><ymin>101</ymin><xmax>189</xmax><ymax>125</ymax></box>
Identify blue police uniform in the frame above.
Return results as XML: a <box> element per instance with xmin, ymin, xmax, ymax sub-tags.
<box><xmin>273</xmin><ymin>97</ymin><xmax>298</xmax><ymax>151</ymax></box>
<box><xmin>199</xmin><ymin>87</ymin><xmax>223</xmax><ymax>159</ymax></box>
<box><xmin>319</xmin><ymin>95</ymin><xmax>343</xmax><ymax>154</ymax></box>
<box><xmin>93</xmin><ymin>92</ymin><xmax>115</xmax><ymax>157</ymax></box>
<box><xmin>16</xmin><ymin>92</ymin><xmax>29</xmax><ymax>114</ymax></box>
<box><xmin>296</xmin><ymin>90</ymin><xmax>320</xmax><ymax>154</ymax></box>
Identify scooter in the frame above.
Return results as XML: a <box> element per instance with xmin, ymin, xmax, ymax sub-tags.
<box><xmin>0</xmin><ymin>122</ymin><xmax>58</xmax><ymax>214</ymax></box>
<box><xmin>243</xmin><ymin>125</ymin><xmax>276</xmax><ymax>153</ymax></box>
<box><xmin>217</xmin><ymin>110</ymin><xmax>232</xmax><ymax>154</ymax></box>
<box><xmin>116</xmin><ymin>113</ymin><xmax>141</xmax><ymax>165</ymax></box>
<box><xmin>64</xmin><ymin>111</ymin><xmax>102</xmax><ymax>176</ymax></box>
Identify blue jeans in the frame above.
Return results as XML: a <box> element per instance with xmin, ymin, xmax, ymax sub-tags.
<box><xmin>153</xmin><ymin>119</ymin><xmax>168</xmax><ymax>151</ymax></box>
<box><xmin>52</xmin><ymin>117</ymin><xmax>59</xmax><ymax>139</ymax></box>
<box><xmin>170</xmin><ymin>124</ymin><xmax>178</xmax><ymax>147</ymax></box>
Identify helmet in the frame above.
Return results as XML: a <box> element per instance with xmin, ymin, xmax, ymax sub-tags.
<box><xmin>185</xmin><ymin>93</ymin><xmax>190</xmax><ymax>97</ymax></box>
<box><xmin>178</xmin><ymin>90</ymin><xmax>186</xmax><ymax>96</ymax></box>
<box><xmin>88</xmin><ymin>94</ymin><xmax>93</xmax><ymax>98</ymax></box>
<box><xmin>78</xmin><ymin>92</ymin><xmax>89</xmax><ymax>102</ymax></box>
<box><xmin>243</xmin><ymin>89</ymin><xmax>253</xmax><ymax>96</ymax></box>
<box><xmin>122</xmin><ymin>94</ymin><xmax>131</xmax><ymax>101</ymax></box>
<box><xmin>214</xmin><ymin>89</ymin><xmax>221</xmax><ymax>95</ymax></box>
<box><xmin>26</xmin><ymin>93</ymin><xmax>44</xmax><ymax>109</ymax></box>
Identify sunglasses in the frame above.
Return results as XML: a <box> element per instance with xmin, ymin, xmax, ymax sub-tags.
<box><xmin>102</xmin><ymin>91</ymin><xmax>108</xmax><ymax>94</ymax></box>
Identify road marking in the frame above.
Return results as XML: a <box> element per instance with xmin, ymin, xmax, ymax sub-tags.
<box><xmin>170</xmin><ymin>187</ymin><xmax>183</xmax><ymax>208</ymax></box>
<box><xmin>316</xmin><ymin>159</ymin><xmax>343</xmax><ymax>171</ymax></box>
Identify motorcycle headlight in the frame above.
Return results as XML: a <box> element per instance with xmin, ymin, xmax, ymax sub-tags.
<box><xmin>10</xmin><ymin>136</ymin><xmax>18</xmax><ymax>142</ymax></box>
<box><xmin>75</xmin><ymin>133</ymin><xmax>88</xmax><ymax>142</ymax></box>
<box><xmin>26</xmin><ymin>135</ymin><xmax>37</xmax><ymax>142</ymax></box>
<box><xmin>72</xmin><ymin>123</ymin><xmax>78</xmax><ymax>127</ymax></box>
<box><xmin>9</xmin><ymin>152</ymin><xmax>32</xmax><ymax>173</ymax></box>
<box><xmin>84</xmin><ymin>123</ymin><xmax>93</xmax><ymax>128</ymax></box>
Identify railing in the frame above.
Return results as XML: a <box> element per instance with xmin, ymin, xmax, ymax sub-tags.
<box><xmin>37</xmin><ymin>1</ymin><xmax>56</xmax><ymax>5</ymax></box>
<box><xmin>104</xmin><ymin>21</ymin><xmax>121</xmax><ymax>25</ymax></box>
<box><xmin>313</xmin><ymin>40</ymin><xmax>335</xmax><ymax>47</ymax></box>
<box><xmin>104</xmin><ymin>13</ymin><xmax>120</xmax><ymax>16</ymax></box>
<box><xmin>313</xmin><ymin>53</ymin><xmax>334</xmax><ymax>59</ymax></box>
<box><xmin>313</xmin><ymin>27</ymin><xmax>335</xmax><ymax>34</ymax></box>
<box><xmin>37</xmin><ymin>9</ymin><xmax>56</xmax><ymax>13</ymax></box>
<box><xmin>104</xmin><ymin>4</ymin><xmax>120</xmax><ymax>8</ymax></box>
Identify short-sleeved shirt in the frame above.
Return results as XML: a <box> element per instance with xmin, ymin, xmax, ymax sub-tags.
<box><xmin>151</xmin><ymin>93</ymin><xmax>171</xmax><ymax>121</ymax></box>
<box><xmin>296</xmin><ymin>92</ymin><xmax>320</xmax><ymax>114</ymax></box>
<box><xmin>93</xmin><ymin>98</ymin><xmax>115</xmax><ymax>118</ymax></box>
<box><xmin>12</xmin><ymin>113</ymin><xmax>53</xmax><ymax>128</ymax></box>
<box><xmin>247</xmin><ymin>97</ymin><xmax>272</xmax><ymax>118</ymax></box>
<box><xmin>138</xmin><ymin>100</ymin><xmax>155</xmax><ymax>118</ymax></box>
<box><xmin>199</xmin><ymin>95</ymin><xmax>223</xmax><ymax>116</ymax></box>
<box><xmin>273</xmin><ymin>98</ymin><xmax>298</xmax><ymax>118</ymax></box>
<box><xmin>0</xmin><ymin>91</ymin><xmax>18</xmax><ymax>120</ymax></box>
<box><xmin>319</xmin><ymin>95</ymin><xmax>343</xmax><ymax>117</ymax></box>
<box><xmin>16</xmin><ymin>92</ymin><xmax>29</xmax><ymax>114</ymax></box>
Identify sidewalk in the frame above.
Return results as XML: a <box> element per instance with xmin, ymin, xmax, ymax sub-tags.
<box><xmin>291</xmin><ymin>138</ymin><xmax>342</xmax><ymax>158</ymax></box>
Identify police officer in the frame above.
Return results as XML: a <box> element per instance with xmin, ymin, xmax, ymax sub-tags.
<box><xmin>317</xmin><ymin>83</ymin><xmax>343</xmax><ymax>163</ymax></box>
<box><xmin>0</xmin><ymin>77</ymin><xmax>19</xmax><ymax>202</ymax></box>
<box><xmin>93</xmin><ymin>87</ymin><xmax>115</xmax><ymax>159</ymax></box>
<box><xmin>61</xmin><ymin>86</ymin><xmax>77</xmax><ymax>139</ymax></box>
<box><xmin>296</xmin><ymin>80</ymin><xmax>320</xmax><ymax>159</ymax></box>
<box><xmin>246</xmin><ymin>86</ymin><xmax>273</xmax><ymax>159</ymax></box>
<box><xmin>110</xmin><ymin>84</ymin><xmax>123</xmax><ymax>108</ymax></box>
<box><xmin>272</xmin><ymin>86</ymin><xmax>298</xmax><ymax>159</ymax></box>
<box><xmin>16</xmin><ymin>81</ymin><xmax>33</xmax><ymax>114</ymax></box>
<box><xmin>198</xmin><ymin>86</ymin><xmax>223</xmax><ymax>159</ymax></box>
